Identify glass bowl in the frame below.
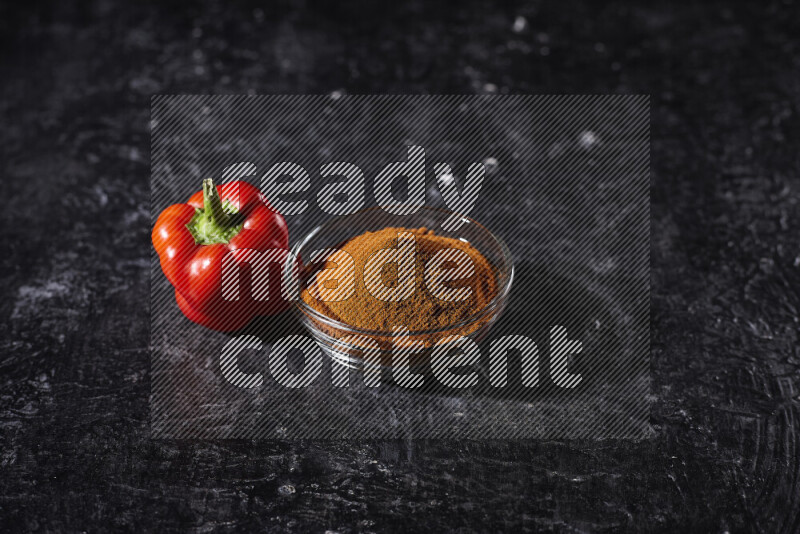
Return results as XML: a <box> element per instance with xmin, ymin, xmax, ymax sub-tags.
<box><xmin>283</xmin><ymin>207</ymin><xmax>514</xmax><ymax>370</ymax></box>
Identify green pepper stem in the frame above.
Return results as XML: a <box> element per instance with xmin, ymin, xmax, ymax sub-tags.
<box><xmin>186</xmin><ymin>178</ymin><xmax>243</xmax><ymax>245</ymax></box>
<box><xmin>202</xmin><ymin>178</ymin><xmax>231</xmax><ymax>228</ymax></box>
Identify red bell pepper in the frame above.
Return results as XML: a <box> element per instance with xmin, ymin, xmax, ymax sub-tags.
<box><xmin>152</xmin><ymin>179</ymin><xmax>289</xmax><ymax>331</ymax></box>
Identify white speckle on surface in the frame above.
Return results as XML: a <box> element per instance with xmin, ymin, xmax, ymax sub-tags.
<box><xmin>1</xmin><ymin>449</ymin><xmax>17</xmax><ymax>467</ymax></box>
<box><xmin>512</xmin><ymin>15</ymin><xmax>527</xmax><ymax>33</ymax></box>
<box><xmin>579</xmin><ymin>130</ymin><xmax>599</xmax><ymax>149</ymax></box>
<box><xmin>13</xmin><ymin>282</ymin><xmax>70</xmax><ymax>320</ymax></box>
<box><xmin>483</xmin><ymin>157</ymin><xmax>499</xmax><ymax>172</ymax></box>
<box><xmin>437</xmin><ymin>172</ymin><xmax>455</xmax><ymax>186</ymax></box>
<box><xmin>330</xmin><ymin>89</ymin><xmax>344</xmax><ymax>100</ymax></box>
<box><xmin>278</xmin><ymin>484</ymin><xmax>295</xmax><ymax>496</ymax></box>
<box><xmin>94</xmin><ymin>185</ymin><xmax>108</xmax><ymax>206</ymax></box>
<box><xmin>10</xmin><ymin>251</ymin><xmax>90</xmax><ymax>326</ymax></box>
<box><xmin>591</xmin><ymin>257</ymin><xmax>617</xmax><ymax>273</ymax></box>
<box><xmin>482</xmin><ymin>82</ymin><xmax>498</xmax><ymax>93</ymax></box>
<box><xmin>33</xmin><ymin>373</ymin><xmax>51</xmax><ymax>391</ymax></box>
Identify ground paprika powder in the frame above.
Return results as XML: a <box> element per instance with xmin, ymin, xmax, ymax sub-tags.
<box><xmin>301</xmin><ymin>227</ymin><xmax>498</xmax><ymax>338</ymax></box>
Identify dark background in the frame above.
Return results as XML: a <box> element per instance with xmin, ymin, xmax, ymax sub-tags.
<box><xmin>1</xmin><ymin>0</ymin><xmax>799</xmax><ymax>532</ymax></box>
<box><xmin>150</xmin><ymin>95</ymin><xmax>650</xmax><ymax>440</ymax></box>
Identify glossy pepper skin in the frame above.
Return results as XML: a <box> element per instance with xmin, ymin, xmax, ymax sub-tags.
<box><xmin>152</xmin><ymin>179</ymin><xmax>289</xmax><ymax>331</ymax></box>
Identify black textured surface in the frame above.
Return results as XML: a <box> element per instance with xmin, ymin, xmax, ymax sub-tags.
<box><xmin>150</xmin><ymin>95</ymin><xmax>650</xmax><ymax>440</ymax></box>
<box><xmin>2</xmin><ymin>1</ymin><xmax>799</xmax><ymax>532</ymax></box>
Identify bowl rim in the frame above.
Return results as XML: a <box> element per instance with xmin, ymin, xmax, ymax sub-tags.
<box><xmin>283</xmin><ymin>206</ymin><xmax>515</xmax><ymax>337</ymax></box>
